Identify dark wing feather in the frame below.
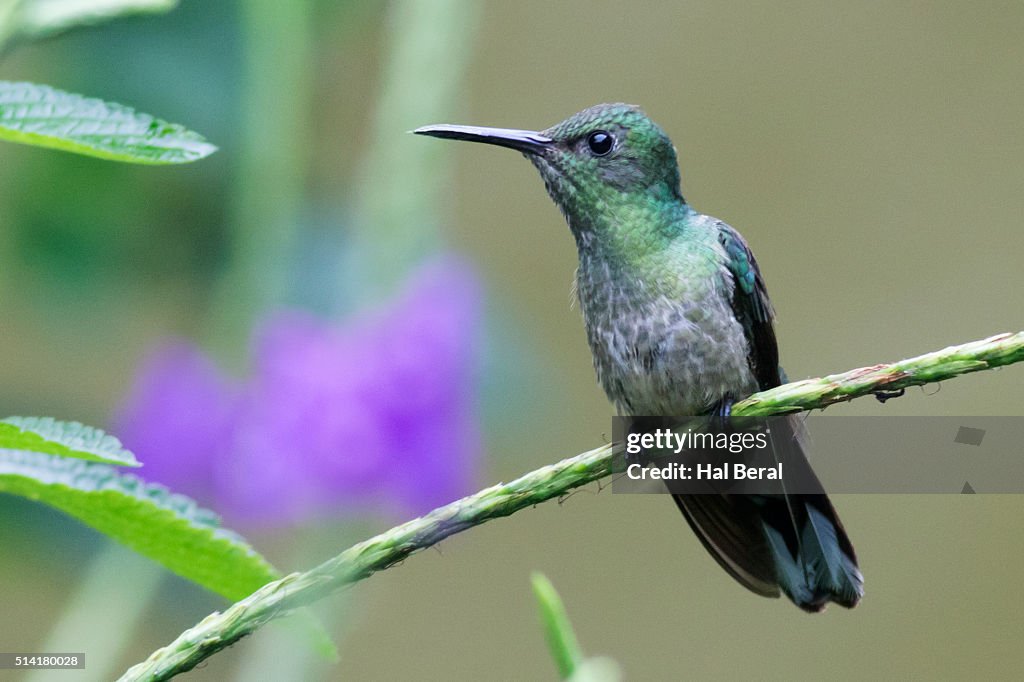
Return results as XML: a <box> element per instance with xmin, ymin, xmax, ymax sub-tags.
<box><xmin>717</xmin><ymin>221</ymin><xmax>781</xmax><ymax>390</ymax></box>
<box><xmin>672</xmin><ymin>494</ymin><xmax>780</xmax><ymax>598</ymax></box>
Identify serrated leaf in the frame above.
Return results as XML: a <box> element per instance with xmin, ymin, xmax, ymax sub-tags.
<box><xmin>13</xmin><ymin>0</ymin><xmax>178</xmax><ymax>39</ymax></box>
<box><xmin>0</xmin><ymin>81</ymin><xmax>217</xmax><ymax>163</ymax></box>
<box><xmin>0</xmin><ymin>450</ymin><xmax>278</xmax><ymax>600</ymax></box>
<box><xmin>0</xmin><ymin>416</ymin><xmax>139</xmax><ymax>467</ymax></box>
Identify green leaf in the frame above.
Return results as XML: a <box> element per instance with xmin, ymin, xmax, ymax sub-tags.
<box><xmin>0</xmin><ymin>416</ymin><xmax>139</xmax><ymax>467</ymax></box>
<box><xmin>0</xmin><ymin>81</ymin><xmax>217</xmax><ymax>164</ymax></box>
<box><xmin>0</xmin><ymin>450</ymin><xmax>278</xmax><ymax>600</ymax></box>
<box><xmin>532</xmin><ymin>572</ymin><xmax>584</xmax><ymax>680</ymax></box>
<box><xmin>11</xmin><ymin>0</ymin><xmax>178</xmax><ymax>39</ymax></box>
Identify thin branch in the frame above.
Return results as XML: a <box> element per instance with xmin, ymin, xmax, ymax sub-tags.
<box><xmin>119</xmin><ymin>331</ymin><xmax>1024</xmax><ymax>681</ymax></box>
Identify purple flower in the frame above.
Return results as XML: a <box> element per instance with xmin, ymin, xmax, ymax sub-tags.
<box><xmin>115</xmin><ymin>343</ymin><xmax>239</xmax><ymax>504</ymax></box>
<box><xmin>113</xmin><ymin>257</ymin><xmax>483</xmax><ymax>527</ymax></box>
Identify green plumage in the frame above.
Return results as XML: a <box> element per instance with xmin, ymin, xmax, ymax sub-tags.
<box><xmin>416</xmin><ymin>103</ymin><xmax>863</xmax><ymax>611</ymax></box>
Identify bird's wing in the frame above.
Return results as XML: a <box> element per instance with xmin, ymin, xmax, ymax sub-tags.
<box><xmin>717</xmin><ymin>222</ymin><xmax>781</xmax><ymax>390</ymax></box>
<box><xmin>673</xmin><ymin>493</ymin><xmax>782</xmax><ymax>598</ymax></box>
<box><xmin>669</xmin><ymin>223</ymin><xmax>783</xmax><ymax>600</ymax></box>
<box><xmin>675</xmin><ymin>224</ymin><xmax>863</xmax><ymax>611</ymax></box>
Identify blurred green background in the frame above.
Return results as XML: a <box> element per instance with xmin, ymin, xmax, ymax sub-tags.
<box><xmin>2</xmin><ymin>1</ymin><xmax>1023</xmax><ymax>679</ymax></box>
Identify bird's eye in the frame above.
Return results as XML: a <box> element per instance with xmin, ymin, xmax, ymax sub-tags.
<box><xmin>586</xmin><ymin>130</ymin><xmax>614</xmax><ymax>156</ymax></box>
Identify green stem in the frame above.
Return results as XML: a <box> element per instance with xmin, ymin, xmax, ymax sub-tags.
<box><xmin>532</xmin><ymin>572</ymin><xmax>584</xmax><ymax>679</ymax></box>
<box><xmin>348</xmin><ymin>0</ymin><xmax>481</xmax><ymax>300</ymax></box>
<box><xmin>29</xmin><ymin>542</ymin><xmax>163</xmax><ymax>682</ymax></box>
<box><xmin>119</xmin><ymin>331</ymin><xmax>1024</xmax><ymax>681</ymax></box>
<box><xmin>733</xmin><ymin>331</ymin><xmax>1024</xmax><ymax>415</ymax></box>
<box><xmin>203</xmin><ymin>0</ymin><xmax>313</xmax><ymax>360</ymax></box>
<box><xmin>0</xmin><ymin>0</ymin><xmax>23</xmax><ymax>53</ymax></box>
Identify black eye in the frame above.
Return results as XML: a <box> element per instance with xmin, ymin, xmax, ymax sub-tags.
<box><xmin>586</xmin><ymin>130</ymin><xmax>614</xmax><ymax>156</ymax></box>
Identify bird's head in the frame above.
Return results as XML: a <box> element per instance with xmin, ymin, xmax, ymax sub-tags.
<box><xmin>415</xmin><ymin>103</ymin><xmax>687</xmax><ymax>245</ymax></box>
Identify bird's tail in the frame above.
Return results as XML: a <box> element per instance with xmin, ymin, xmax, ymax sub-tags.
<box><xmin>673</xmin><ymin>490</ymin><xmax>863</xmax><ymax>611</ymax></box>
<box><xmin>672</xmin><ymin>417</ymin><xmax>863</xmax><ymax>611</ymax></box>
<box><xmin>760</xmin><ymin>492</ymin><xmax>863</xmax><ymax>611</ymax></box>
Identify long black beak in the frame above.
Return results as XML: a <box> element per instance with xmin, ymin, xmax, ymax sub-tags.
<box><xmin>413</xmin><ymin>124</ymin><xmax>552</xmax><ymax>155</ymax></box>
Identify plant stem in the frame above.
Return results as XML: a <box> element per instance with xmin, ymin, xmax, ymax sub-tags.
<box><xmin>203</xmin><ymin>0</ymin><xmax>313</xmax><ymax>360</ymax></box>
<box><xmin>347</xmin><ymin>0</ymin><xmax>481</xmax><ymax>301</ymax></box>
<box><xmin>28</xmin><ymin>542</ymin><xmax>163</xmax><ymax>682</ymax></box>
<box><xmin>119</xmin><ymin>331</ymin><xmax>1024</xmax><ymax>681</ymax></box>
<box><xmin>532</xmin><ymin>572</ymin><xmax>584</xmax><ymax>679</ymax></box>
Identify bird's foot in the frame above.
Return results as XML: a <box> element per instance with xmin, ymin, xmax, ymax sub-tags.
<box><xmin>708</xmin><ymin>394</ymin><xmax>736</xmax><ymax>437</ymax></box>
<box><xmin>710</xmin><ymin>394</ymin><xmax>734</xmax><ymax>418</ymax></box>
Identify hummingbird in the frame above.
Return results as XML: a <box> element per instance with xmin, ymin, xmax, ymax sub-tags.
<box><xmin>415</xmin><ymin>103</ymin><xmax>863</xmax><ymax>611</ymax></box>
